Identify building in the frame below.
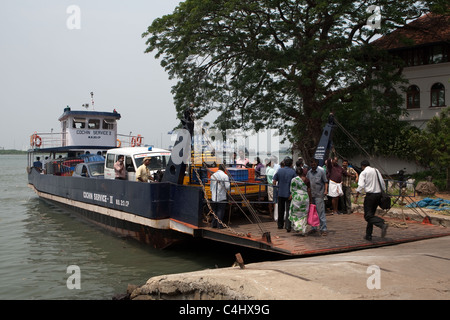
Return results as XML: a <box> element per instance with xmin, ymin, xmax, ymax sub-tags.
<box><xmin>348</xmin><ymin>13</ymin><xmax>449</xmax><ymax>175</ymax></box>
<box><xmin>374</xmin><ymin>13</ymin><xmax>450</xmax><ymax>128</ymax></box>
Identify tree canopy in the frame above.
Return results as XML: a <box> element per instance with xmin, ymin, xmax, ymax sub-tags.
<box><xmin>408</xmin><ymin>107</ymin><xmax>450</xmax><ymax>189</ymax></box>
<box><xmin>143</xmin><ymin>0</ymin><xmax>448</xmax><ymax>163</ymax></box>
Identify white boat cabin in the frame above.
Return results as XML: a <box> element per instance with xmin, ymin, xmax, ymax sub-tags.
<box><xmin>59</xmin><ymin>106</ymin><xmax>121</xmax><ymax>148</ymax></box>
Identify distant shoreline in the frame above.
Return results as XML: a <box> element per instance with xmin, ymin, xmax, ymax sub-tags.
<box><xmin>0</xmin><ymin>149</ymin><xmax>27</xmax><ymax>155</ymax></box>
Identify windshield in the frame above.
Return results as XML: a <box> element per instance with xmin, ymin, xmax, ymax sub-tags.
<box><xmin>134</xmin><ymin>155</ymin><xmax>170</xmax><ymax>171</ymax></box>
<box><xmin>89</xmin><ymin>163</ymin><xmax>105</xmax><ymax>176</ymax></box>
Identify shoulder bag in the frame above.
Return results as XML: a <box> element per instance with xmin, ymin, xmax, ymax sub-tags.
<box><xmin>376</xmin><ymin>170</ymin><xmax>391</xmax><ymax>210</ymax></box>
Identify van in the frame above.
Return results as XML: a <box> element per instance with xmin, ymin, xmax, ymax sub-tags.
<box><xmin>104</xmin><ymin>147</ymin><xmax>171</xmax><ymax>181</ymax></box>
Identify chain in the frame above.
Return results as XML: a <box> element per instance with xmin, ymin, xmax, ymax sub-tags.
<box><xmin>193</xmin><ymin>167</ymin><xmax>247</xmax><ymax>237</ymax></box>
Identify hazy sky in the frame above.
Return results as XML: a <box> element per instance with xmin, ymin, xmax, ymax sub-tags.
<box><xmin>0</xmin><ymin>0</ymin><xmax>183</xmax><ymax>150</ymax></box>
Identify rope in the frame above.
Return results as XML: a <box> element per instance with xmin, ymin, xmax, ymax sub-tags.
<box><xmin>332</xmin><ymin>117</ymin><xmax>432</xmax><ymax>226</ymax></box>
<box><xmin>187</xmin><ymin>110</ymin><xmax>269</xmax><ymax>237</ymax></box>
<box><xmin>193</xmin><ymin>167</ymin><xmax>247</xmax><ymax>236</ymax></box>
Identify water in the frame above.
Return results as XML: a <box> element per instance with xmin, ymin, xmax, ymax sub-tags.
<box><xmin>0</xmin><ymin>154</ymin><xmax>244</xmax><ymax>300</ymax></box>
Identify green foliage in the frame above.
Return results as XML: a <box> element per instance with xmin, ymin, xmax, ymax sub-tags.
<box><xmin>0</xmin><ymin>149</ymin><xmax>26</xmax><ymax>155</ymax></box>
<box><xmin>143</xmin><ymin>0</ymin><xmax>446</xmax><ymax>163</ymax></box>
<box><xmin>408</xmin><ymin>107</ymin><xmax>450</xmax><ymax>189</ymax></box>
<box><xmin>411</xmin><ymin>169</ymin><xmax>447</xmax><ymax>191</ymax></box>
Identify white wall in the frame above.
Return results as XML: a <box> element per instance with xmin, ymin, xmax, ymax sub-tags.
<box><xmin>399</xmin><ymin>61</ymin><xmax>450</xmax><ymax>128</ymax></box>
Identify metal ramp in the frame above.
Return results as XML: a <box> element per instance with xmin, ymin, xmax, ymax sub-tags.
<box><xmin>200</xmin><ymin>211</ymin><xmax>450</xmax><ymax>256</ymax></box>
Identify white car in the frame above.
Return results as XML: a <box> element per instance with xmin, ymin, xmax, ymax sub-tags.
<box><xmin>72</xmin><ymin>161</ymin><xmax>105</xmax><ymax>178</ymax></box>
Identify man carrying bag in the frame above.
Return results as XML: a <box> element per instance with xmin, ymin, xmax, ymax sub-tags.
<box><xmin>354</xmin><ymin>160</ymin><xmax>389</xmax><ymax>241</ymax></box>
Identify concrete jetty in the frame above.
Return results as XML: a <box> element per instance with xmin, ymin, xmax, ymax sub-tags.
<box><xmin>128</xmin><ymin>206</ymin><xmax>450</xmax><ymax>300</ymax></box>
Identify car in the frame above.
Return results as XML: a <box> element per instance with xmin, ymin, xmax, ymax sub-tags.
<box><xmin>72</xmin><ymin>161</ymin><xmax>105</xmax><ymax>178</ymax></box>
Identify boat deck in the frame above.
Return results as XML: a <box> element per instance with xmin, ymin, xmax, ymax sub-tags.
<box><xmin>201</xmin><ymin>210</ymin><xmax>450</xmax><ymax>256</ymax></box>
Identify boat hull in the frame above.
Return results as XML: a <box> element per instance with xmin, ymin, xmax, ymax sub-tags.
<box><xmin>27</xmin><ymin>168</ymin><xmax>204</xmax><ymax>248</ymax></box>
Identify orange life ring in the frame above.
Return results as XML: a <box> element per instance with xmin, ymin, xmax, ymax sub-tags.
<box><xmin>116</xmin><ymin>139</ymin><xmax>121</xmax><ymax>147</ymax></box>
<box><xmin>136</xmin><ymin>134</ymin><xmax>142</xmax><ymax>147</ymax></box>
<box><xmin>131</xmin><ymin>137</ymin><xmax>136</xmax><ymax>147</ymax></box>
<box><xmin>35</xmin><ymin>135</ymin><xmax>42</xmax><ymax>147</ymax></box>
<box><xmin>30</xmin><ymin>133</ymin><xmax>42</xmax><ymax>147</ymax></box>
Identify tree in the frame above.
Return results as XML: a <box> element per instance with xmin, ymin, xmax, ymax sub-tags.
<box><xmin>408</xmin><ymin>107</ymin><xmax>450</xmax><ymax>190</ymax></box>
<box><xmin>143</xmin><ymin>0</ymin><xmax>447</xmax><ymax>163</ymax></box>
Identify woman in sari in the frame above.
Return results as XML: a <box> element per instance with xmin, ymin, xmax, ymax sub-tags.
<box><xmin>289</xmin><ymin>167</ymin><xmax>310</xmax><ymax>235</ymax></box>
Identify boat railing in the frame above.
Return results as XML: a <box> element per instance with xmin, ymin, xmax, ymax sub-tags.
<box><xmin>29</xmin><ymin>132</ymin><xmax>145</xmax><ymax>149</ymax></box>
<box><xmin>116</xmin><ymin>134</ymin><xmax>145</xmax><ymax>148</ymax></box>
<box><xmin>29</xmin><ymin>132</ymin><xmax>66</xmax><ymax>149</ymax></box>
<box><xmin>203</xmin><ymin>178</ymin><xmax>277</xmax><ymax>204</ymax></box>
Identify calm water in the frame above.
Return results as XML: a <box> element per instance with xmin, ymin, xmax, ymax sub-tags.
<box><xmin>0</xmin><ymin>154</ymin><xmax>246</xmax><ymax>300</ymax></box>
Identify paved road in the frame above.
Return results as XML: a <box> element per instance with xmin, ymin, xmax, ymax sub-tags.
<box><xmin>131</xmin><ymin>235</ymin><xmax>450</xmax><ymax>300</ymax></box>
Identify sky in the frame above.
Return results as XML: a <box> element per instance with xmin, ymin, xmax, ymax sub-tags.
<box><xmin>0</xmin><ymin>0</ymin><xmax>184</xmax><ymax>150</ymax></box>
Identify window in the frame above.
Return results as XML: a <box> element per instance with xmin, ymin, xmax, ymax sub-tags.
<box><xmin>431</xmin><ymin>83</ymin><xmax>445</xmax><ymax>107</ymax></box>
<box><xmin>134</xmin><ymin>155</ymin><xmax>170</xmax><ymax>171</ymax></box>
<box><xmin>88</xmin><ymin>119</ymin><xmax>100</xmax><ymax>129</ymax></box>
<box><xmin>395</xmin><ymin>43</ymin><xmax>450</xmax><ymax>67</ymax></box>
<box><xmin>106</xmin><ymin>154</ymin><xmax>115</xmax><ymax>169</ymax></box>
<box><xmin>103</xmin><ymin>119</ymin><xmax>116</xmax><ymax>130</ymax></box>
<box><xmin>429</xmin><ymin>45</ymin><xmax>447</xmax><ymax>64</ymax></box>
<box><xmin>406</xmin><ymin>85</ymin><xmax>420</xmax><ymax>109</ymax></box>
<box><xmin>73</xmin><ymin>118</ymin><xmax>86</xmax><ymax>129</ymax></box>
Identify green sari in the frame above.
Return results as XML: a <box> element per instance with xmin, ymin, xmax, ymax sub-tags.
<box><xmin>289</xmin><ymin>176</ymin><xmax>310</xmax><ymax>234</ymax></box>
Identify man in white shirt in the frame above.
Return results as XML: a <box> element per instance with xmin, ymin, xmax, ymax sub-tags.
<box><xmin>354</xmin><ymin>160</ymin><xmax>388</xmax><ymax>241</ymax></box>
<box><xmin>210</xmin><ymin>164</ymin><xmax>230</xmax><ymax>228</ymax></box>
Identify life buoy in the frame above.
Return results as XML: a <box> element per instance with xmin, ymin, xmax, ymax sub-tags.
<box><xmin>131</xmin><ymin>137</ymin><xmax>136</xmax><ymax>147</ymax></box>
<box><xmin>116</xmin><ymin>139</ymin><xmax>121</xmax><ymax>147</ymax></box>
<box><xmin>136</xmin><ymin>134</ymin><xmax>142</xmax><ymax>147</ymax></box>
<box><xmin>35</xmin><ymin>135</ymin><xmax>42</xmax><ymax>147</ymax></box>
<box><xmin>30</xmin><ymin>133</ymin><xmax>42</xmax><ymax>147</ymax></box>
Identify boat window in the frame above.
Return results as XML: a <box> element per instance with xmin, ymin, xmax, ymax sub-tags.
<box><xmin>88</xmin><ymin>119</ymin><xmax>100</xmax><ymax>129</ymax></box>
<box><xmin>103</xmin><ymin>119</ymin><xmax>116</xmax><ymax>130</ymax></box>
<box><xmin>73</xmin><ymin>118</ymin><xmax>86</xmax><ymax>129</ymax></box>
<box><xmin>106</xmin><ymin>154</ymin><xmax>115</xmax><ymax>169</ymax></box>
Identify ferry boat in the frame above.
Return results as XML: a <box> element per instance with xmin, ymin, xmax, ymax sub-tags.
<box><xmin>27</xmin><ymin>99</ymin><xmax>450</xmax><ymax>257</ymax></box>
<box><xmin>27</xmin><ymin>101</ymin><xmax>275</xmax><ymax>251</ymax></box>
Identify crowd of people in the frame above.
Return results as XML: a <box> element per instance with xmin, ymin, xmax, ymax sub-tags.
<box><xmin>270</xmin><ymin>155</ymin><xmax>388</xmax><ymax>240</ymax></box>
<box><xmin>113</xmin><ymin>148</ymin><xmax>388</xmax><ymax>241</ymax></box>
<box><xmin>211</xmin><ymin>152</ymin><xmax>388</xmax><ymax>240</ymax></box>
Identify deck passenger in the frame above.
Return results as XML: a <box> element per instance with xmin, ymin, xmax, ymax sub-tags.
<box><xmin>114</xmin><ymin>155</ymin><xmax>126</xmax><ymax>180</ymax></box>
<box><xmin>236</xmin><ymin>149</ymin><xmax>249</xmax><ymax>168</ymax></box>
<box><xmin>210</xmin><ymin>164</ymin><xmax>230</xmax><ymax>228</ymax></box>
<box><xmin>273</xmin><ymin>157</ymin><xmax>297</xmax><ymax>232</ymax></box>
<box><xmin>306</xmin><ymin>158</ymin><xmax>328</xmax><ymax>236</ymax></box>
<box><xmin>136</xmin><ymin>157</ymin><xmax>154</xmax><ymax>182</ymax></box>
<box><xmin>33</xmin><ymin>157</ymin><xmax>42</xmax><ymax>172</ymax></box>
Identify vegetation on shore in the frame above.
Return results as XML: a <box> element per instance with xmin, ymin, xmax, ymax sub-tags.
<box><xmin>0</xmin><ymin>149</ymin><xmax>27</xmax><ymax>155</ymax></box>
